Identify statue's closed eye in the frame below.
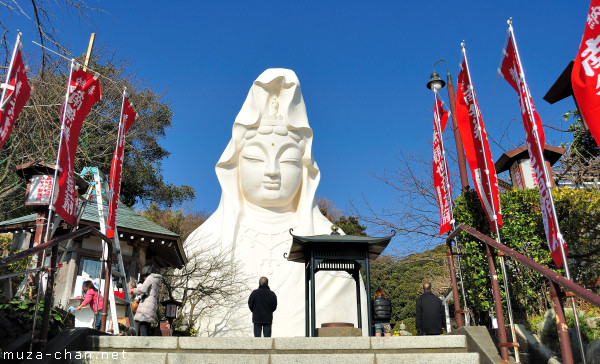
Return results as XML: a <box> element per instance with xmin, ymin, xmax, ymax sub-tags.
<box><xmin>242</xmin><ymin>155</ymin><xmax>264</xmax><ymax>162</ymax></box>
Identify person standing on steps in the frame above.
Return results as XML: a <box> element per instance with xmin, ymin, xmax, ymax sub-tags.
<box><xmin>248</xmin><ymin>276</ymin><xmax>278</xmax><ymax>337</ymax></box>
<box><xmin>129</xmin><ymin>264</ymin><xmax>162</xmax><ymax>336</ymax></box>
<box><xmin>76</xmin><ymin>280</ymin><xmax>104</xmax><ymax>330</ymax></box>
<box><xmin>416</xmin><ymin>282</ymin><xmax>445</xmax><ymax>335</ymax></box>
<box><xmin>372</xmin><ymin>289</ymin><xmax>392</xmax><ymax>337</ymax></box>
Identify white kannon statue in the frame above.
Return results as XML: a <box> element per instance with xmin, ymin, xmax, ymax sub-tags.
<box><xmin>183</xmin><ymin>68</ymin><xmax>368</xmax><ymax>337</ymax></box>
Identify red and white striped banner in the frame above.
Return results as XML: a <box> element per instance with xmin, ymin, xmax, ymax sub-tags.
<box><xmin>456</xmin><ymin>47</ymin><xmax>503</xmax><ymax>233</ymax></box>
<box><xmin>433</xmin><ymin>95</ymin><xmax>453</xmax><ymax>235</ymax></box>
<box><xmin>499</xmin><ymin>24</ymin><xmax>567</xmax><ymax>267</ymax></box>
<box><xmin>53</xmin><ymin>66</ymin><xmax>101</xmax><ymax>225</ymax></box>
<box><xmin>0</xmin><ymin>36</ymin><xmax>31</xmax><ymax>150</ymax></box>
<box><xmin>572</xmin><ymin>0</ymin><xmax>600</xmax><ymax>149</ymax></box>
<box><xmin>106</xmin><ymin>95</ymin><xmax>136</xmax><ymax>239</ymax></box>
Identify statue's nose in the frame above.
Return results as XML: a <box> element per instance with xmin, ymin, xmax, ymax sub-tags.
<box><xmin>265</xmin><ymin>160</ymin><xmax>280</xmax><ymax>176</ymax></box>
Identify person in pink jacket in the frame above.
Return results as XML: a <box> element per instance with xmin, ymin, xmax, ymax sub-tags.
<box><xmin>76</xmin><ymin>280</ymin><xmax>104</xmax><ymax>330</ymax></box>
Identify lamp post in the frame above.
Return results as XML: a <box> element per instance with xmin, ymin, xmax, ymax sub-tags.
<box><xmin>427</xmin><ymin>61</ymin><xmax>469</xmax><ymax>192</ymax></box>
<box><xmin>427</xmin><ymin>65</ymin><xmax>471</xmax><ymax>328</ymax></box>
<box><xmin>161</xmin><ymin>299</ymin><xmax>182</xmax><ymax>336</ymax></box>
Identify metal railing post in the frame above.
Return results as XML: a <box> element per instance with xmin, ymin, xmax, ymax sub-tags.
<box><xmin>446</xmin><ymin>241</ymin><xmax>464</xmax><ymax>327</ymax></box>
<box><xmin>549</xmin><ymin>281</ymin><xmax>574</xmax><ymax>364</ymax></box>
<box><xmin>484</xmin><ymin>244</ymin><xmax>510</xmax><ymax>361</ymax></box>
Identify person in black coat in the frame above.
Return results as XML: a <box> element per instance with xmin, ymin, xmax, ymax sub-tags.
<box><xmin>415</xmin><ymin>282</ymin><xmax>445</xmax><ymax>335</ymax></box>
<box><xmin>372</xmin><ymin>289</ymin><xmax>392</xmax><ymax>337</ymax></box>
<box><xmin>248</xmin><ymin>276</ymin><xmax>278</xmax><ymax>337</ymax></box>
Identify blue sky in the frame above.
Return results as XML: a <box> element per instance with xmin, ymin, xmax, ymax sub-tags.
<box><xmin>3</xmin><ymin>1</ymin><xmax>589</xmax><ymax>252</ymax></box>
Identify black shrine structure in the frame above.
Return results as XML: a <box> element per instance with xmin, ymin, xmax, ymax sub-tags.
<box><xmin>286</xmin><ymin>229</ymin><xmax>393</xmax><ymax>337</ymax></box>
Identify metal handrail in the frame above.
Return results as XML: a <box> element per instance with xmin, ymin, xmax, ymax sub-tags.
<box><xmin>448</xmin><ymin>223</ymin><xmax>600</xmax><ymax>364</ymax></box>
<box><xmin>448</xmin><ymin>224</ymin><xmax>600</xmax><ymax>308</ymax></box>
<box><xmin>0</xmin><ymin>225</ymin><xmax>113</xmax><ymax>352</ymax></box>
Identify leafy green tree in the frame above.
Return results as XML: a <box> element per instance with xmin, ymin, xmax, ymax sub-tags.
<box><xmin>0</xmin><ymin>48</ymin><xmax>194</xmax><ymax>221</ymax></box>
<box><xmin>0</xmin><ymin>234</ymin><xmax>32</xmax><ymax>300</ymax></box>
<box><xmin>555</xmin><ymin>110</ymin><xmax>600</xmax><ymax>188</ymax></box>
<box><xmin>139</xmin><ymin>203</ymin><xmax>207</xmax><ymax>242</ymax></box>
<box><xmin>562</xmin><ymin>110</ymin><xmax>600</xmax><ymax>162</ymax></box>
<box><xmin>317</xmin><ymin>197</ymin><xmax>367</xmax><ymax>236</ymax></box>
<box><xmin>336</xmin><ymin>215</ymin><xmax>367</xmax><ymax>236</ymax></box>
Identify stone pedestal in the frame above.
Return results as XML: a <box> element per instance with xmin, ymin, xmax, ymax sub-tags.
<box><xmin>316</xmin><ymin>327</ymin><xmax>363</xmax><ymax>337</ymax></box>
<box><xmin>316</xmin><ymin>323</ymin><xmax>362</xmax><ymax>337</ymax></box>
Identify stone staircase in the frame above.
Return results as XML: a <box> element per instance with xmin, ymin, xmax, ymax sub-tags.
<box><xmin>67</xmin><ymin>335</ymin><xmax>481</xmax><ymax>364</ymax></box>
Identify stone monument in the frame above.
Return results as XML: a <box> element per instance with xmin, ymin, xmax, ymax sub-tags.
<box><xmin>183</xmin><ymin>68</ymin><xmax>368</xmax><ymax>337</ymax></box>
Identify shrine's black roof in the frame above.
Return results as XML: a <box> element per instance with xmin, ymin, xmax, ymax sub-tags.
<box><xmin>287</xmin><ymin>233</ymin><xmax>392</xmax><ymax>263</ymax></box>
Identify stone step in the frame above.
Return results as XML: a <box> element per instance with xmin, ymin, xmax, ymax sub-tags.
<box><xmin>86</xmin><ymin>335</ymin><xmax>469</xmax><ymax>353</ymax></box>
<box><xmin>67</xmin><ymin>352</ymin><xmax>481</xmax><ymax>364</ymax></box>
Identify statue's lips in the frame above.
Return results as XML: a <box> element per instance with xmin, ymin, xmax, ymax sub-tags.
<box><xmin>263</xmin><ymin>181</ymin><xmax>281</xmax><ymax>189</ymax></box>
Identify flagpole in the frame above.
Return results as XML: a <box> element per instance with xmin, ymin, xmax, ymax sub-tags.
<box><xmin>436</xmin><ymin>94</ymin><xmax>471</xmax><ymax>324</ymax></box>
<box><xmin>111</xmin><ymin>88</ymin><xmax>127</xmax><ymax>197</ymax></box>
<box><xmin>0</xmin><ymin>32</ymin><xmax>22</xmax><ymax>111</ymax></box>
<box><xmin>433</xmin><ymin>90</ymin><xmax>470</xmax><ymax>328</ymax></box>
<box><xmin>508</xmin><ymin>20</ymin><xmax>586</xmax><ymax>364</ymax></box>
<box><xmin>462</xmin><ymin>45</ymin><xmax>520</xmax><ymax>362</ymax></box>
<box><xmin>107</xmin><ymin>87</ymin><xmax>127</xmax><ymax>234</ymax></box>
<box><xmin>29</xmin><ymin>58</ymin><xmax>76</xmax><ymax>352</ymax></box>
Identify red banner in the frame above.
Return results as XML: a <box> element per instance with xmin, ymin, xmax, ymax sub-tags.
<box><xmin>572</xmin><ymin>0</ymin><xmax>600</xmax><ymax>149</ymax></box>
<box><xmin>500</xmin><ymin>27</ymin><xmax>567</xmax><ymax>267</ymax></box>
<box><xmin>54</xmin><ymin>67</ymin><xmax>101</xmax><ymax>225</ymax></box>
<box><xmin>0</xmin><ymin>47</ymin><xmax>31</xmax><ymax>150</ymax></box>
<box><xmin>433</xmin><ymin>95</ymin><xmax>453</xmax><ymax>235</ymax></box>
<box><xmin>456</xmin><ymin>50</ymin><xmax>503</xmax><ymax>233</ymax></box>
<box><xmin>106</xmin><ymin>96</ymin><xmax>136</xmax><ymax>238</ymax></box>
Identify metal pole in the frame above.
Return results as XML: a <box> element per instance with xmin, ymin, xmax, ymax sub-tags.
<box><xmin>509</xmin><ymin>22</ymin><xmax>586</xmax><ymax>363</ymax></box>
<box><xmin>485</xmin><ymin>244</ymin><xmax>510</xmax><ymax>361</ymax></box>
<box><xmin>431</xmin><ymin>86</ymin><xmax>467</xmax><ymax>328</ymax></box>
<box><xmin>497</xmin><ymin>252</ymin><xmax>520</xmax><ymax>362</ymax></box>
<box><xmin>100</xmin><ymin>242</ymin><xmax>112</xmax><ymax>332</ymax></box>
<box><xmin>29</xmin><ymin>212</ymin><xmax>47</xmax><ymax>352</ymax></box>
<box><xmin>0</xmin><ymin>32</ymin><xmax>22</xmax><ymax>111</ymax></box>
<box><xmin>445</xmin><ymin>241</ymin><xmax>464</xmax><ymax>327</ymax></box>
<box><xmin>455</xmin><ymin>247</ymin><xmax>470</xmax><ymax>325</ymax></box>
<box><xmin>365</xmin><ymin>256</ymin><xmax>373</xmax><ymax>337</ymax></box>
<box><xmin>445</xmin><ymin>68</ymin><xmax>469</xmax><ymax>192</ymax></box>
<box><xmin>305</xmin><ymin>263</ymin><xmax>310</xmax><ymax>337</ymax></box>
<box><xmin>30</xmin><ymin>59</ymin><xmax>76</xmax><ymax>351</ymax></box>
<box><xmin>549</xmin><ymin>281</ymin><xmax>574</xmax><ymax>364</ymax></box>
<box><xmin>355</xmin><ymin>271</ymin><xmax>362</xmax><ymax>330</ymax></box>
<box><xmin>310</xmin><ymin>254</ymin><xmax>316</xmax><ymax>337</ymax></box>
<box><xmin>39</xmin><ymin>244</ymin><xmax>57</xmax><ymax>352</ymax></box>
<box><xmin>461</xmin><ymin>45</ymin><xmax>520</xmax><ymax>361</ymax></box>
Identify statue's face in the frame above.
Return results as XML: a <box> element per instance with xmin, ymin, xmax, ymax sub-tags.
<box><xmin>239</xmin><ymin>132</ymin><xmax>302</xmax><ymax>209</ymax></box>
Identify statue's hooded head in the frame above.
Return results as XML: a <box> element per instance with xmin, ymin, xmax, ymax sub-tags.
<box><xmin>215</xmin><ymin>69</ymin><xmax>321</xmax><ymax>242</ymax></box>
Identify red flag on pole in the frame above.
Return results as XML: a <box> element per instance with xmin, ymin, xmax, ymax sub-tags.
<box><xmin>53</xmin><ymin>66</ymin><xmax>101</xmax><ymax>225</ymax></box>
<box><xmin>499</xmin><ymin>23</ymin><xmax>567</xmax><ymax>267</ymax></box>
<box><xmin>0</xmin><ymin>35</ymin><xmax>31</xmax><ymax>150</ymax></box>
<box><xmin>456</xmin><ymin>47</ymin><xmax>503</xmax><ymax>233</ymax></box>
<box><xmin>106</xmin><ymin>95</ymin><xmax>137</xmax><ymax>239</ymax></box>
<box><xmin>433</xmin><ymin>95</ymin><xmax>453</xmax><ymax>235</ymax></box>
<box><xmin>572</xmin><ymin>0</ymin><xmax>600</xmax><ymax>148</ymax></box>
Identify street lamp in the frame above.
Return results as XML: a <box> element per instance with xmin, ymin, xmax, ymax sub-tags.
<box><xmin>427</xmin><ymin>60</ymin><xmax>469</xmax><ymax>192</ymax></box>
<box><xmin>426</xmin><ymin>71</ymin><xmax>445</xmax><ymax>92</ymax></box>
